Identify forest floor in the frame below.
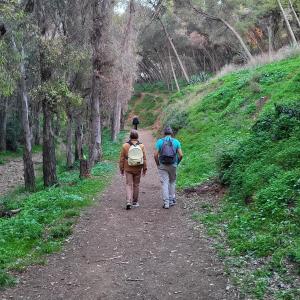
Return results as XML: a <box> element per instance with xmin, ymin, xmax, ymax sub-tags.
<box><xmin>0</xmin><ymin>153</ymin><xmax>42</xmax><ymax>197</ymax></box>
<box><xmin>1</xmin><ymin>130</ymin><xmax>239</xmax><ymax>300</ymax></box>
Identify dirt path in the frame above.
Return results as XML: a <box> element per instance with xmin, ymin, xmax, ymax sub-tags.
<box><xmin>1</xmin><ymin>131</ymin><xmax>237</xmax><ymax>300</ymax></box>
<box><xmin>0</xmin><ymin>154</ymin><xmax>42</xmax><ymax>197</ymax></box>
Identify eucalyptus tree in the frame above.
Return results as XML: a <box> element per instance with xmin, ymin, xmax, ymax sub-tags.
<box><xmin>89</xmin><ymin>0</ymin><xmax>115</xmax><ymax>168</ymax></box>
<box><xmin>1</xmin><ymin>0</ymin><xmax>36</xmax><ymax>190</ymax></box>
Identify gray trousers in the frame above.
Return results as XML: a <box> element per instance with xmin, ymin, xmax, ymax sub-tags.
<box><xmin>158</xmin><ymin>164</ymin><xmax>177</xmax><ymax>204</ymax></box>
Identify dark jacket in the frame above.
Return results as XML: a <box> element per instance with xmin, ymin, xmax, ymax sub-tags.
<box><xmin>132</xmin><ymin>117</ymin><xmax>139</xmax><ymax>125</ymax></box>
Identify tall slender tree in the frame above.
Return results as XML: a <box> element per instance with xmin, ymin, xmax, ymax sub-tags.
<box><xmin>277</xmin><ymin>0</ymin><xmax>298</xmax><ymax>46</ymax></box>
<box><xmin>89</xmin><ymin>0</ymin><xmax>115</xmax><ymax>167</ymax></box>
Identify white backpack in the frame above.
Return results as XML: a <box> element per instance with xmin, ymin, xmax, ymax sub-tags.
<box><xmin>127</xmin><ymin>141</ymin><xmax>144</xmax><ymax>166</ymax></box>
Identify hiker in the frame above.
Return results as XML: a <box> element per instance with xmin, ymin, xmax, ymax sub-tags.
<box><xmin>119</xmin><ymin>129</ymin><xmax>147</xmax><ymax>210</ymax></box>
<box><xmin>154</xmin><ymin>126</ymin><xmax>183</xmax><ymax>209</ymax></box>
<box><xmin>132</xmin><ymin>116</ymin><xmax>140</xmax><ymax>130</ymax></box>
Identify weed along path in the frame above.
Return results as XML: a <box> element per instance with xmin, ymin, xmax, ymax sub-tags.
<box><xmin>1</xmin><ymin>130</ymin><xmax>236</xmax><ymax>300</ymax></box>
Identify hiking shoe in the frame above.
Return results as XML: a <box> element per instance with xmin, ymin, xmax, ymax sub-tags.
<box><xmin>132</xmin><ymin>202</ymin><xmax>140</xmax><ymax>208</ymax></box>
<box><xmin>126</xmin><ymin>203</ymin><xmax>132</xmax><ymax>210</ymax></box>
<box><xmin>170</xmin><ymin>199</ymin><xmax>176</xmax><ymax>206</ymax></box>
<box><xmin>163</xmin><ymin>201</ymin><xmax>170</xmax><ymax>209</ymax></box>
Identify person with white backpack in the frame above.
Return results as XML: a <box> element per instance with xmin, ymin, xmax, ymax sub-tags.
<box><xmin>119</xmin><ymin>130</ymin><xmax>147</xmax><ymax>210</ymax></box>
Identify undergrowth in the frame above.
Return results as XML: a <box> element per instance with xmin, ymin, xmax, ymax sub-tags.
<box><xmin>178</xmin><ymin>55</ymin><xmax>300</xmax><ymax>299</ymax></box>
<box><xmin>0</xmin><ymin>130</ymin><xmax>125</xmax><ymax>289</ymax></box>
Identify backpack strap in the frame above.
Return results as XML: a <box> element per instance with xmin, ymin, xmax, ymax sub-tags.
<box><xmin>127</xmin><ymin>140</ymin><xmax>140</xmax><ymax>146</ymax></box>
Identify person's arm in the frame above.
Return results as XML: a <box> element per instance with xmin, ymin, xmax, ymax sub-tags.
<box><xmin>154</xmin><ymin>150</ymin><xmax>159</xmax><ymax>166</ymax></box>
<box><xmin>142</xmin><ymin>145</ymin><xmax>147</xmax><ymax>175</ymax></box>
<box><xmin>177</xmin><ymin>148</ymin><xmax>183</xmax><ymax>164</ymax></box>
<box><xmin>119</xmin><ymin>145</ymin><xmax>125</xmax><ymax>175</ymax></box>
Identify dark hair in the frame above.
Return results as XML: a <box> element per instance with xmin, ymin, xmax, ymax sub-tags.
<box><xmin>164</xmin><ymin>126</ymin><xmax>173</xmax><ymax>135</ymax></box>
<box><xmin>130</xmin><ymin>129</ymin><xmax>139</xmax><ymax>140</ymax></box>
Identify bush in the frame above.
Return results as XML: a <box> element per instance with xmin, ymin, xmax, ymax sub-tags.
<box><xmin>189</xmin><ymin>72</ymin><xmax>210</xmax><ymax>85</ymax></box>
<box><xmin>163</xmin><ymin>106</ymin><xmax>188</xmax><ymax>134</ymax></box>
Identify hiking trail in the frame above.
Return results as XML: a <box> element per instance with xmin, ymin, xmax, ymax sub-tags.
<box><xmin>1</xmin><ymin>130</ymin><xmax>237</xmax><ymax>300</ymax></box>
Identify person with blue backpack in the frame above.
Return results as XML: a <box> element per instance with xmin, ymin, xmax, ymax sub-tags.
<box><xmin>154</xmin><ymin>126</ymin><xmax>183</xmax><ymax>209</ymax></box>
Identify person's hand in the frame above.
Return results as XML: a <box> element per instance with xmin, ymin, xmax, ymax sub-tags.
<box><xmin>120</xmin><ymin>171</ymin><xmax>124</xmax><ymax>176</ymax></box>
<box><xmin>142</xmin><ymin>170</ymin><xmax>147</xmax><ymax>176</ymax></box>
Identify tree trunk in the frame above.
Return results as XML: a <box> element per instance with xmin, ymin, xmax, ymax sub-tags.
<box><xmin>36</xmin><ymin>0</ymin><xmax>58</xmax><ymax>187</ymax></box>
<box><xmin>120</xmin><ymin>107</ymin><xmax>126</xmax><ymax>130</ymax></box>
<box><xmin>159</xmin><ymin>18</ymin><xmax>190</xmax><ymax>83</ymax></box>
<box><xmin>289</xmin><ymin>0</ymin><xmax>300</xmax><ymax>28</ymax></box>
<box><xmin>32</xmin><ymin>102</ymin><xmax>41</xmax><ymax>145</ymax></box>
<box><xmin>111</xmin><ymin>99</ymin><xmax>121</xmax><ymax>142</ymax></box>
<box><xmin>168</xmin><ymin>47</ymin><xmax>180</xmax><ymax>92</ymax></box>
<box><xmin>267</xmin><ymin>25</ymin><xmax>274</xmax><ymax>57</ymax></box>
<box><xmin>19</xmin><ymin>45</ymin><xmax>36</xmax><ymax>191</ymax></box>
<box><xmin>0</xmin><ymin>97</ymin><xmax>8</xmax><ymax>151</ymax></box>
<box><xmin>12</xmin><ymin>38</ymin><xmax>36</xmax><ymax>191</ymax></box>
<box><xmin>42</xmin><ymin>101</ymin><xmax>58</xmax><ymax>187</ymax></box>
<box><xmin>75</xmin><ymin>116</ymin><xmax>84</xmax><ymax>161</ymax></box>
<box><xmin>89</xmin><ymin>0</ymin><xmax>114</xmax><ymax>167</ymax></box>
<box><xmin>89</xmin><ymin>77</ymin><xmax>102</xmax><ymax>167</ymax></box>
<box><xmin>277</xmin><ymin>0</ymin><xmax>298</xmax><ymax>46</ymax></box>
<box><xmin>220</xmin><ymin>18</ymin><xmax>253</xmax><ymax>60</ymax></box>
<box><xmin>66</xmin><ymin>108</ymin><xmax>74</xmax><ymax>169</ymax></box>
<box><xmin>80</xmin><ymin>159</ymin><xmax>90</xmax><ymax>179</ymax></box>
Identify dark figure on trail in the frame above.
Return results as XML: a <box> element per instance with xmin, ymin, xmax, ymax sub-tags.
<box><xmin>154</xmin><ymin>126</ymin><xmax>183</xmax><ymax>209</ymax></box>
<box><xmin>132</xmin><ymin>116</ymin><xmax>140</xmax><ymax>130</ymax></box>
<box><xmin>119</xmin><ymin>130</ymin><xmax>147</xmax><ymax>210</ymax></box>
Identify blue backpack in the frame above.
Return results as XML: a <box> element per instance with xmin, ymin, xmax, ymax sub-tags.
<box><xmin>160</xmin><ymin>138</ymin><xmax>176</xmax><ymax>165</ymax></box>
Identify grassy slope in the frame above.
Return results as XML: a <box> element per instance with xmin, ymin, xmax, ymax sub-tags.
<box><xmin>0</xmin><ymin>131</ymin><xmax>125</xmax><ymax>288</ymax></box>
<box><xmin>175</xmin><ymin>55</ymin><xmax>300</xmax><ymax>299</ymax></box>
<box><xmin>132</xmin><ymin>55</ymin><xmax>300</xmax><ymax>299</ymax></box>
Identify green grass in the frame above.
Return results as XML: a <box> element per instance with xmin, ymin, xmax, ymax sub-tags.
<box><xmin>129</xmin><ymin>93</ymin><xmax>165</xmax><ymax>128</ymax></box>
<box><xmin>0</xmin><ymin>131</ymin><xmax>125</xmax><ymax>289</ymax></box>
<box><xmin>164</xmin><ymin>54</ymin><xmax>300</xmax><ymax>299</ymax></box>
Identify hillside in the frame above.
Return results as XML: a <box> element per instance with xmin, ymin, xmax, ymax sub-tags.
<box><xmin>131</xmin><ymin>54</ymin><xmax>300</xmax><ymax>299</ymax></box>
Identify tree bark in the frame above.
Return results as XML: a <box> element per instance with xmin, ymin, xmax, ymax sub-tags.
<box><xmin>12</xmin><ymin>38</ymin><xmax>36</xmax><ymax>191</ymax></box>
<box><xmin>42</xmin><ymin>101</ymin><xmax>58</xmax><ymax>187</ymax></box>
<box><xmin>89</xmin><ymin>0</ymin><xmax>114</xmax><ymax>167</ymax></box>
<box><xmin>75</xmin><ymin>115</ymin><xmax>84</xmax><ymax>161</ymax></box>
<box><xmin>159</xmin><ymin>18</ymin><xmax>190</xmax><ymax>83</ymax></box>
<box><xmin>20</xmin><ymin>46</ymin><xmax>36</xmax><ymax>191</ymax></box>
<box><xmin>32</xmin><ymin>102</ymin><xmax>42</xmax><ymax>145</ymax></box>
<box><xmin>80</xmin><ymin>159</ymin><xmax>90</xmax><ymax>179</ymax></box>
<box><xmin>0</xmin><ymin>97</ymin><xmax>8</xmax><ymax>151</ymax></box>
<box><xmin>277</xmin><ymin>0</ymin><xmax>298</xmax><ymax>46</ymax></box>
<box><xmin>111</xmin><ymin>99</ymin><xmax>121</xmax><ymax>142</ymax></box>
<box><xmin>168</xmin><ymin>47</ymin><xmax>180</xmax><ymax>92</ymax></box>
<box><xmin>66</xmin><ymin>107</ymin><xmax>74</xmax><ymax>169</ymax></box>
<box><xmin>36</xmin><ymin>0</ymin><xmax>58</xmax><ymax>187</ymax></box>
<box><xmin>289</xmin><ymin>0</ymin><xmax>300</xmax><ymax>28</ymax></box>
<box><xmin>267</xmin><ymin>25</ymin><xmax>274</xmax><ymax>57</ymax></box>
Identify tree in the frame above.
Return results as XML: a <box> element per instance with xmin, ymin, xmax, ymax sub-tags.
<box><xmin>13</xmin><ymin>40</ymin><xmax>36</xmax><ymax>191</ymax></box>
<box><xmin>277</xmin><ymin>0</ymin><xmax>298</xmax><ymax>46</ymax></box>
<box><xmin>288</xmin><ymin>0</ymin><xmax>300</xmax><ymax>28</ymax></box>
<box><xmin>89</xmin><ymin>0</ymin><xmax>115</xmax><ymax>168</ymax></box>
<box><xmin>188</xmin><ymin>1</ymin><xmax>253</xmax><ymax>60</ymax></box>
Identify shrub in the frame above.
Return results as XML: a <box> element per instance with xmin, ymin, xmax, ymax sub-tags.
<box><xmin>189</xmin><ymin>72</ymin><xmax>210</xmax><ymax>85</ymax></box>
<box><xmin>163</xmin><ymin>106</ymin><xmax>188</xmax><ymax>134</ymax></box>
